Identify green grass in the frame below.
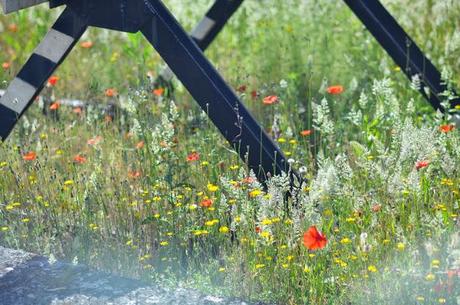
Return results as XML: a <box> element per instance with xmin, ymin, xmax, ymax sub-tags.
<box><xmin>1</xmin><ymin>1</ymin><xmax>460</xmax><ymax>304</ymax></box>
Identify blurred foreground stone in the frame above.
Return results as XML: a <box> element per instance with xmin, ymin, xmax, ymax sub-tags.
<box><xmin>0</xmin><ymin>246</ymin><xmax>265</xmax><ymax>305</ymax></box>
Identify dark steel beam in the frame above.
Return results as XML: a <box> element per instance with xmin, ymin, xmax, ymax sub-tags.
<box><xmin>343</xmin><ymin>0</ymin><xmax>460</xmax><ymax>112</ymax></box>
<box><xmin>157</xmin><ymin>0</ymin><xmax>244</xmax><ymax>83</ymax></box>
<box><xmin>142</xmin><ymin>0</ymin><xmax>296</xmax><ymax>183</ymax></box>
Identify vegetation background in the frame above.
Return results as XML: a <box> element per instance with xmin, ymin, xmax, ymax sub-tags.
<box><xmin>0</xmin><ymin>0</ymin><xmax>459</xmax><ymax>304</ymax></box>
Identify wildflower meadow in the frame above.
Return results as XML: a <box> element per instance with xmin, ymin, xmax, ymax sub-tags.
<box><xmin>1</xmin><ymin>0</ymin><xmax>460</xmax><ymax>304</ymax></box>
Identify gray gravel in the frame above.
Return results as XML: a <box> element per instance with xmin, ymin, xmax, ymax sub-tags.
<box><xmin>0</xmin><ymin>247</ymin><xmax>268</xmax><ymax>305</ymax></box>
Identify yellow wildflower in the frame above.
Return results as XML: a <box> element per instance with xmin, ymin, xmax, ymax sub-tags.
<box><xmin>397</xmin><ymin>242</ymin><xmax>405</xmax><ymax>251</ymax></box>
<box><xmin>261</xmin><ymin>219</ymin><xmax>273</xmax><ymax>226</ymax></box>
<box><xmin>368</xmin><ymin>265</ymin><xmax>378</xmax><ymax>273</ymax></box>
<box><xmin>207</xmin><ymin>183</ymin><xmax>219</xmax><ymax>192</ymax></box>
<box><xmin>219</xmin><ymin>226</ymin><xmax>229</xmax><ymax>233</ymax></box>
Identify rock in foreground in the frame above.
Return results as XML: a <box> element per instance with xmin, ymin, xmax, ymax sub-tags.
<box><xmin>0</xmin><ymin>246</ymin><xmax>265</xmax><ymax>305</ymax></box>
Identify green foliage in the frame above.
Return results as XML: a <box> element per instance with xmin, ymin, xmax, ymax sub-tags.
<box><xmin>0</xmin><ymin>1</ymin><xmax>460</xmax><ymax>304</ymax></box>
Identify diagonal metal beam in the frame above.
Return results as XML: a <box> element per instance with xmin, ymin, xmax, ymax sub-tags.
<box><xmin>158</xmin><ymin>0</ymin><xmax>244</xmax><ymax>83</ymax></box>
<box><xmin>343</xmin><ymin>0</ymin><xmax>460</xmax><ymax>112</ymax></box>
<box><xmin>0</xmin><ymin>7</ymin><xmax>87</xmax><ymax>140</ymax></box>
<box><xmin>141</xmin><ymin>0</ymin><xmax>297</xmax><ymax>183</ymax></box>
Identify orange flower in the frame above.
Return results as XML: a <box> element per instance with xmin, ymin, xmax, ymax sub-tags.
<box><xmin>80</xmin><ymin>41</ymin><xmax>93</xmax><ymax>49</ymax></box>
<box><xmin>7</xmin><ymin>23</ymin><xmax>18</xmax><ymax>32</ymax></box>
<box><xmin>186</xmin><ymin>152</ymin><xmax>200</xmax><ymax>162</ymax></box>
<box><xmin>87</xmin><ymin>136</ymin><xmax>103</xmax><ymax>146</ymax></box>
<box><xmin>49</xmin><ymin>102</ymin><xmax>60</xmax><ymax>110</ymax></box>
<box><xmin>303</xmin><ymin>226</ymin><xmax>327</xmax><ymax>250</ymax></box>
<box><xmin>200</xmin><ymin>199</ymin><xmax>213</xmax><ymax>208</ymax></box>
<box><xmin>128</xmin><ymin>171</ymin><xmax>141</xmax><ymax>179</ymax></box>
<box><xmin>136</xmin><ymin>141</ymin><xmax>145</xmax><ymax>149</ymax></box>
<box><xmin>241</xmin><ymin>176</ymin><xmax>255</xmax><ymax>184</ymax></box>
<box><xmin>73</xmin><ymin>155</ymin><xmax>87</xmax><ymax>164</ymax></box>
<box><xmin>326</xmin><ymin>85</ymin><xmax>344</xmax><ymax>95</ymax></box>
<box><xmin>255</xmin><ymin>226</ymin><xmax>262</xmax><ymax>234</ymax></box>
<box><xmin>300</xmin><ymin>130</ymin><xmax>312</xmax><ymax>136</ymax></box>
<box><xmin>73</xmin><ymin>107</ymin><xmax>82</xmax><ymax>114</ymax></box>
<box><xmin>415</xmin><ymin>160</ymin><xmax>429</xmax><ymax>170</ymax></box>
<box><xmin>263</xmin><ymin>95</ymin><xmax>279</xmax><ymax>105</ymax></box>
<box><xmin>22</xmin><ymin>151</ymin><xmax>36</xmax><ymax>161</ymax></box>
<box><xmin>153</xmin><ymin>88</ymin><xmax>165</xmax><ymax>96</ymax></box>
<box><xmin>2</xmin><ymin>62</ymin><xmax>10</xmax><ymax>70</ymax></box>
<box><xmin>47</xmin><ymin>75</ymin><xmax>59</xmax><ymax>87</ymax></box>
<box><xmin>439</xmin><ymin>124</ymin><xmax>455</xmax><ymax>133</ymax></box>
<box><xmin>105</xmin><ymin>88</ymin><xmax>117</xmax><ymax>97</ymax></box>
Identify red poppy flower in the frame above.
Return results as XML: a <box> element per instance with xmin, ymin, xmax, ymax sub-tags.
<box><xmin>415</xmin><ymin>160</ymin><xmax>429</xmax><ymax>170</ymax></box>
<box><xmin>22</xmin><ymin>151</ymin><xmax>37</xmax><ymax>161</ymax></box>
<box><xmin>73</xmin><ymin>107</ymin><xmax>82</xmax><ymax>114</ymax></box>
<box><xmin>105</xmin><ymin>88</ymin><xmax>117</xmax><ymax>97</ymax></box>
<box><xmin>80</xmin><ymin>41</ymin><xmax>93</xmax><ymax>49</ymax></box>
<box><xmin>186</xmin><ymin>152</ymin><xmax>200</xmax><ymax>162</ymax></box>
<box><xmin>251</xmin><ymin>90</ymin><xmax>258</xmax><ymax>99</ymax></box>
<box><xmin>87</xmin><ymin>136</ymin><xmax>103</xmax><ymax>146</ymax></box>
<box><xmin>128</xmin><ymin>171</ymin><xmax>141</xmax><ymax>179</ymax></box>
<box><xmin>2</xmin><ymin>62</ymin><xmax>10</xmax><ymax>70</ymax></box>
<box><xmin>263</xmin><ymin>95</ymin><xmax>279</xmax><ymax>105</ymax></box>
<box><xmin>73</xmin><ymin>155</ymin><xmax>87</xmax><ymax>164</ymax></box>
<box><xmin>49</xmin><ymin>102</ymin><xmax>60</xmax><ymax>110</ymax></box>
<box><xmin>153</xmin><ymin>88</ymin><xmax>165</xmax><ymax>96</ymax></box>
<box><xmin>255</xmin><ymin>226</ymin><xmax>262</xmax><ymax>234</ymax></box>
<box><xmin>303</xmin><ymin>226</ymin><xmax>327</xmax><ymax>250</ymax></box>
<box><xmin>439</xmin><ymin>124</ymin><xmax>455</xmax><ymax>133</ymax></box>
<box><xmin>300</xmin><ymin>130</ymin><xmax>312</xmax><ymax>136</ymax></box>
<box><xmin>7</xmin><ymin>23</ymin><xmax>18</xmax><ymax>32</ymax></box>
<box><xmin>47</xmin><ymin>75</ymin><xmax>59</xmax><ymax>87</ymax></box>
<box><xmin>237</xmin><ymin>85</ymin><xmax>247</xmax><ymax>93</ymax></box>
<box><xmin>200</xmin><ymin>199</ymin><xmax>213</xmax><ymax>208</ymax></box>
<box><xmin>136</xmin><ymin>141</ymin><xmax>145</xmax><ymax>149</ymax></box>
<box><xmin>326</xmin><ymin>85</ymin><xmax>344</xmax><ymax>95</ymax></box>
